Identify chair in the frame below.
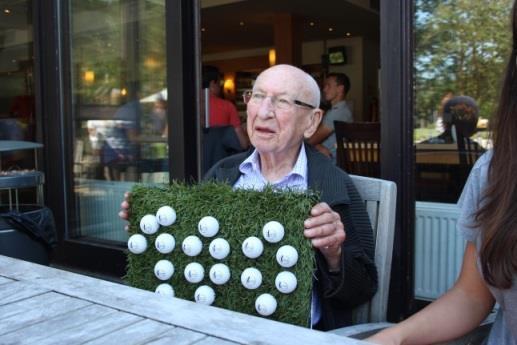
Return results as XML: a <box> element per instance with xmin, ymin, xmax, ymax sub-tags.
<box><xmin>334</xmin><ymin>121</ymin><xmax>381</xmax><ymax>178</ymax></box>
<box><xmin>329</xmin><ymin>174</ymin><xmax>397</xmax><ymax>339</ymax></box>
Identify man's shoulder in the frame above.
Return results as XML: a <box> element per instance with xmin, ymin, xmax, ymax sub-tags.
<box><xmin>203</xmin><ymin>150</ymin><xmax>251</xmax><ymax>181</ymax></box>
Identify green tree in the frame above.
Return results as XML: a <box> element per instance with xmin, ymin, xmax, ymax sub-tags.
<box><xmin>415</xmin><ymin>0</ymin><xmax>513</xmax><ymax>126</ymax></box>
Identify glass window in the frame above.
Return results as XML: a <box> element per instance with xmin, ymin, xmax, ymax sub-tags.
<box><xmin>69</xmin><ymin>0</ymin><xmax>167</xmax><ymax>242</ymax></box>
<box><xmin>413</xmin><ymin>0</ymin><xmax>512</xmax><ymax>301</ymax></box>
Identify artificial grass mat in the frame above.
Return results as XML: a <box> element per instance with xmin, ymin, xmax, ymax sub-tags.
<box><xmin>125</xmin><ymin>181</ymin><xmax>319</xmax><ymax>327</ymax></box>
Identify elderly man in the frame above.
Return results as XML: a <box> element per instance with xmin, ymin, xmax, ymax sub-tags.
<box><xmin>121</xmin><ymin>64</ymin><xmax>377</xmax><ymax>331</ymax></box>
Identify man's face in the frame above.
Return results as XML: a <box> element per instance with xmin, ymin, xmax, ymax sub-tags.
<box><xmin>246</xmin><ymin>67</ymin><xmax>320</xmax><ymax>160</ymax></box>
<box><xmin>323</xmin><ymin>76</ymin><xmax>342</xmax><ymax>103</ymax></box>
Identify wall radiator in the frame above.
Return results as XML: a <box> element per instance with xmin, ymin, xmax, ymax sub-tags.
<box><xmin>414</xmin><ymin>201</ymin><xmax>465</xmax><ymax>301</ymax></box>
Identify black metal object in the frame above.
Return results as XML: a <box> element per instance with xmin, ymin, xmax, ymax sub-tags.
<box><xmin>380</xmin><ymin>0</ymin><xmax>415</xmax><ymax>321</ymax></box>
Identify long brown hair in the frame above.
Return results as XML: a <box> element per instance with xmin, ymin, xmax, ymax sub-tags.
<box><xmin>476</xmin><ymin>0</ymin><xmax>517</xmax><ymax>289</ymax></box>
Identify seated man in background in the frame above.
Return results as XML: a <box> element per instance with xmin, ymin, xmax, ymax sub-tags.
<box><xmin>121</xmin><ymin>64</ymin><xmax>377</xmax><ymax>331</ymax></box>
<box><xmin>308</xmin><ymin>73</ymin><xmax>353</xmax><ymax>163</ymax></box>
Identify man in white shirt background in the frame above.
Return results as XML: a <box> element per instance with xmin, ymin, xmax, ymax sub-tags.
<box><xmin>309</xmin><ymin>73</ymin><xmax>353</xmax><ymax>163</ymax></box>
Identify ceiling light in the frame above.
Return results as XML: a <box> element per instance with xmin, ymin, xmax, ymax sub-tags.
<box><xmin>239</xmin><ymin>21</ymin><xmax>244</xmax><ymax>26</ymax></box>
<box><xmin>328</xmin><ymin>27</ymin><xmax>334</xmax><ymax>32</ymax></box>
<box><xmin>309</xmin><ymin>22</ymin><xmax>315</xmax><ymax>27</ymax></box>
<box><xmin>4</xmin><ymin>8</ymin><xmax>11</xmax><ymax>14</ymax></box>
<box><xmin>346</xmin><ymin>32</ymin><xmax>351</xmax><ymax>37</ymax></box>
<box><xmin>201</xmin><ymin>27</ymin><xmax>206</xmax><ymax>32</ymax></box>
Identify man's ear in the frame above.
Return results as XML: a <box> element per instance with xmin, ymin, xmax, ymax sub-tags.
<box><xmin>304</xmin><ymin>108</ymin><xmax>323</xmax><ymax>139</ymax></box>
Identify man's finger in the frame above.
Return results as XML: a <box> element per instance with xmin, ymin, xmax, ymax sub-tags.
<box><xmin>304</xmin><ymin>223</ymin><xmax>335</xmax><ymax>239</ymax></box>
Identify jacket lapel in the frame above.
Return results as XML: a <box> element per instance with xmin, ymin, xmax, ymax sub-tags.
<box><xmin>306</xmin><ymin>144</ymin><xmax>351</xmax><ymax>206</ymax></box>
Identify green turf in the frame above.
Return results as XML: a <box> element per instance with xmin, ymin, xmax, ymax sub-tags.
<box><xmin>125</xmin><ymin>181</ymin><xmax>319</xmax><ymax>327</ymax></box>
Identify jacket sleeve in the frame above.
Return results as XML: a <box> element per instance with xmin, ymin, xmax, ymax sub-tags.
<box><xmin>315</xmin><ymin>181</ymin><xmax>378</xmax><ymax>308</ymax></box>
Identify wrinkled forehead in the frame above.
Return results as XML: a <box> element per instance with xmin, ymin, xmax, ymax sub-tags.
<box><xmin>253</xmin><ymin>68</ymin><xmax>306</xmax><ymax>97</ymax></box>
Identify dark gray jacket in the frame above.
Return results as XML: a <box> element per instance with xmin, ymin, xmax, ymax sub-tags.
<box><xmin>204</xmin><ymin>144</ymin><xmax>378</xmax><ymax>331</ymax></box>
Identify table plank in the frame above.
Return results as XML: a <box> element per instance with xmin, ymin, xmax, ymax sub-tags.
<box><xmin>84</xmin><ymin>319</ymin><xmax>182</xmax><ymax>345</ymax></box>
<box><xmin>0</xmin><ymin>276</ymin><xmax>13</xmax><ymax>285</ymax></box>
<box><xmin>36</xmin><ymin>308</ymin><xmax>144</xmax><ymax>345</ymax></box>
<box><xmin>141</xmin><ymin>328</ymin><xmax>207</xmax><ymax>345</ymax></box>
<box><xmin>0</xmin><ymin>304</ymin><xmax>130</xmax><ymax>344</ymax></box>
<box><xmin>0</xmin><ymin>280</ymin><xmax>49</xmax><ymax>306</ymax></box>
<box><xmin>0</xmin><ymin>255</ymin><xmax>371</xmax><ymax>345</ymax></box>
<box><xmin>0</xmin><ymin>292</ymin><xmax>90</xmax><ymax>334</ymax></box>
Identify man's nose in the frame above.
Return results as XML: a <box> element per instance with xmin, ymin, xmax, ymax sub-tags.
<box><xmin>256</xmin><ymin>97</ymin><xmax>274</xmax><ymax>118</ymax></box>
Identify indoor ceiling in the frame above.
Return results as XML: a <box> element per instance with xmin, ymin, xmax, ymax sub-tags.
<box><xmin>200</xmin><ymin>0</ymin><xmax>380</xmax><ymax>54</ymax></box>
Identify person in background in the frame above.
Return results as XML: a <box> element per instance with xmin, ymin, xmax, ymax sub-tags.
<box><xmin>121</xmin><ymin>64</ymin><xmax>377</xmax><ymax>331</ymax></box>
<box><xmin>308</xmin><ymin>73</ymin><xmax>353</xmax><ymax>162</ymax></box>
<box><xmin>423</xmin><ymin>95</ymin><xmax>483</xmax><ymax>151</ymax></box>
<box><xmin>203</xmin><ymin>65</ymin><xmax>248</xmax><ymax>149</ymax></box>
<box><xmin>367</xmin><ymin>2</ymin><xmax>517</xmax><ymax>343</ymax></box>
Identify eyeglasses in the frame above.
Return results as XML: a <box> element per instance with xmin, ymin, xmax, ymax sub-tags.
<box><xmin>242</xmin><ymin>90</ymin><xmax>316</xmax><ymax>111</ymax></box>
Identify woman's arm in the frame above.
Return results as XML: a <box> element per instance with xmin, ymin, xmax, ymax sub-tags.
<box><xmin>367</xmin><ymin>242</ymin><xmax>495</xmax><ymax>345</ymax></box>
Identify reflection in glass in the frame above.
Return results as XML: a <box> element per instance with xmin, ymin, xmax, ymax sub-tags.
<box><xmin>69</xmin><ymin>0</ymin><xmax>167</xmax><ymax>242</ymax></box>
<box><xmin>414</xmin><ymin>0</ymin><xmax>512</xmax><ymax>203</ymax></box>
<box><xmin>413</xmin><ymin>0</ymin><xmax>513</xmax><ymax>302</ymax></box>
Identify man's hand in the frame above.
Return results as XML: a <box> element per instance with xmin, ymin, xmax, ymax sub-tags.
<box><xmin>303</xmin><ymin>202</ymin><xmax>346</xmax><ymax>271</ymax></box>
<box><xmin>119</xmin><ymin>192</ymin><xmax>131</xmax><ymax>231</ymax></box>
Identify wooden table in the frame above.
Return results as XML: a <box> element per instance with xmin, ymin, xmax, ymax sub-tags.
<box><xmin>0</xmin><ymin>255</ymin><xmax>371</xmax><ymax>345</ymax></box>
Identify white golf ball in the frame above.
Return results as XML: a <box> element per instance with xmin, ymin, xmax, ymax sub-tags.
<box><xmin>240</xmin><ymin>267</ymin><xmax>262</xmax><ymax>290</ymax></box>
<box><xmin>255</xmin><ymin>293</ymin><xmax>277</xmax><ymax>316</ymax></box>
<box><xmin>156</xmin><ymin>206</ymin><xmax>176</xmax><ymax>226</ymax></box>
<box><xmin>242</xmin><ymin>236</ymin><xmax>264</xmax><ymax>259</ymax></box>
<box><xmin>262</xmin><ymin>221</ymin><xmax>285</xmax><ymax>243</ymax></box>
<box><xmin>209</xmin><ymin>238</ymin><xmax>230</xmax><ymax>260</ymax></box>
<box><xmin>209</xmin><ymin>263</ymin><xmax>231</xmax><ymax>285</ymax></box>
<box><xmin>155</xmin><ymin>283</ymin><xmax>175</xmax><ymax>297</ymax></box>
<box><xmin>275</xmin><ymin>271</ymin><xmax>298</xmax><ymax>294</ymax></box>
<box><xmin>127</xmin><ymin>234</ymin><xmax>147</xmax><ymax>254</ymax></box>
<box><xmin>198</xmin><ymin>216</ymin><xmax>220</xmax><ymax>237</ymax></box>
<box><xmin>155</xmin><ymin>233</ymin><xmax>175</xmax><ymax>254</ymax></box>
<box><xmin>140</xmin><ymin>214</ymin><xmax>160</xmax><ymax>235</ymax></box>
<box><xmin>184</xmin><ymin>262</ymin><xmax>205</xmax><ymax>283</ymax></box>
<box><xmin>182</xmin><ymin>235</ymin><xmax>203</xmax><ymax>256</ymax></box>
<box><xmin>194</xmin><ymin>285</ymin><xmax>215</xmax><ymax>305</ymax></box>
<box><xmin>276</xmin><ymin>245</ymin><xmax>299</xmax><ymax>268</ymax></box>
<box><xmin>154</xmin><ymin>260</ymin><xmax>174</xmax><ymax>280</ymax></box>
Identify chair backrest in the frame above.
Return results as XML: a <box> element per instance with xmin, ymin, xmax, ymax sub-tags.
<box><xmin>334</xmin><ymin>121</ymin><xmax>381</xmax><ymax>178</ymax></box>
<box><xmin>349</xmin><ymin>174</ymin><xmax>397</xmax><ymax>323</ymax></box>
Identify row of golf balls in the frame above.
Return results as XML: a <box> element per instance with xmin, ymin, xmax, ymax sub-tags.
<box><xmin>156</xmin><ymin>283</ymin><xmax>279</xmax><ymax>316</ymax></box>
<box><xmin>128</xmin><ymin>233</ymin><xmax>299</xmax><ymax>267</ymax></box>
<box><xmin>140</xmin><ymin>207</ymin><xmax>287</xmax><ymax>244</ymax></box>
<box><xmin>154</xmin><ymin>261</ymin><xmax>297</xmax><ymax>293</ymax></box>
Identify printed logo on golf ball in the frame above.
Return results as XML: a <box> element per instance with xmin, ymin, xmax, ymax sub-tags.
<box><xmin>195</xmin><ymin>285</ymin><xmax>215</xmax><ymax>305</ymax></box>
<box><xmin>209</xmin><ymin>263</ymin><xmax>231</xmax><ymax>285</ymax></box>
<box><xmin>155</xmin><ymin>283</ymin><xmax>175</xmax><ymax>297</ymax></box>
<box><xmin>127</xmin><ymin>234</ymin><xmax>147</xmax><ymax>254</ymax></box>
<box><xmin>156</xmin><ymin>206</ymin><xmax>176</xmax><ymax>226</ymax></box>
<box><xmin>140</xmin><ymin>214</ymin><xmax>160</xmax><ymax>235</ymax></box>
<box><xmin>182</xmin><ymin>235</ymin><xmax>203</xmax><ymax>256</ymax></box>
<box><xmin>184</xmin><ymin>262</ymin><xmax>205</xmax><ymax>284</ymax></box>
<box><xmin>209</xmin><ymin>238</ymin><xmax>230</xmax><ymax>260</ymax></box>
<box><xmin>276</xmin><ymin>245</ymin><xmax>299</xmax><ymax>268</ymax></box>
<box><xmin>242</xmin><ymin>236</ymin><xmax>264</xmax><ymax>259</ymax></box>
<box><xmin>155</xmin><ymin>233</ymin><xmax>175</xmax><ymax>254</ymax></box>
<box><xmin>262</xmin><ymin>221</ymin><xmax>285</xmax><ymax>243</ymax></box>
<box><xmin>240</xmin><ymin>267</ymin><xmax>262</xmax><ymax>290</ymax></box>
<box><xmin>154</xmin><ymin>260</ymin><xmax>174</xmax><ymax>281</ymax></box>
<box><xmin>198</xmin><ymin>216</ymin><xmax>219</xmax><ymax>237</ymax></box>
<box><xmin>275</xmin><ymin>271</ymin><xmax>298</xmax><ymax>294</ymax></box>
<box><xmin>255</xmin><ymin>293</ymin><xmax>277</xmax><ymax>316</ymax></box>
